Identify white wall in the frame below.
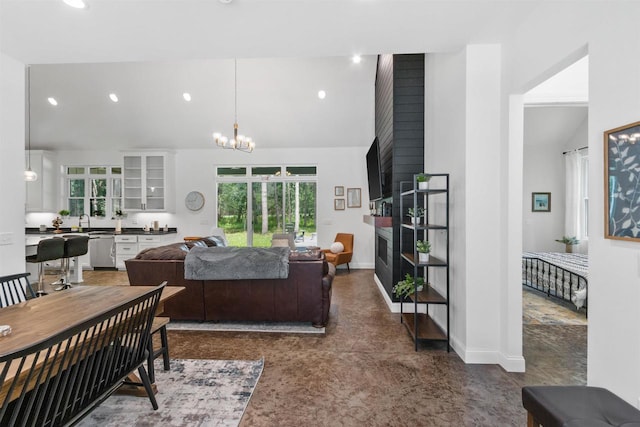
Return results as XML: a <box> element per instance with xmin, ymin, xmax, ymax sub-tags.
<box><xmin>425</xmin><ymin>50</ymin><xmax>468</xmax><ymax>355</ymax></box>
<box><xmin>522</xmin><ymin>144</ymin><xmax>565</xmax><ymax>252</ymax></box>
<box><xmin>24</xmin><ymin>146</ymin><xmax>374</xmax><ymax>269</ymax></box>
<box><xmin>505</xmin><ymin>1</ymin><xmax>640</xmax><ymax>404</ymax></box>
<box><xmin>425</xmin><ymin>45</ymin><xmax>520</xmax><ymax>368</ymax></box>
<box><xmin>0</xmin><ymin>52</ymin><xmax>26</xmax><ymax>276</ymax></box>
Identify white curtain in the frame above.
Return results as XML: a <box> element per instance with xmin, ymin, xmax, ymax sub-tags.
<box><xmin>565</xmin><ymin>150</ymin><xmax>583</xmax><ymax>239</ymax></box>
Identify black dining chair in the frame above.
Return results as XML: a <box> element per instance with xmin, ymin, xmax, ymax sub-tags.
<box><xmin>25</xmin><ymin>237</ymin><xmax>65</xmax><ymax>296</ymax></box>
<box><xmin>0</xmin><ymin>272</ymin><xmax>36</xmax><ymax>308</ymax></box>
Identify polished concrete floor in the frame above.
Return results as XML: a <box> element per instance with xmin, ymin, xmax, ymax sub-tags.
<box><xmin>70</xmin><ymin>269</ymin><xmax>586</xmax><ymax>426</ymax></box>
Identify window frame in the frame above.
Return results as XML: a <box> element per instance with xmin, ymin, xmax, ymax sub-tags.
<box><xmin>64</xmin><ymin>165</ymin><xmax>122</xmax><ymax>218</ymax></box>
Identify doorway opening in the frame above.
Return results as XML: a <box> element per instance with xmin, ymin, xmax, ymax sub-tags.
<box><xmin>521</xmin><ymin>55</ymin><xmax>588</xmax><ymax>384</ymax></box>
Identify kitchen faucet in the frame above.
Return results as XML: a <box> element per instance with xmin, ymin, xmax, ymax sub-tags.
<box><xmin>78</xmin><ymin>214</ymin><xmax>91</xmax><ymax>232</ymax></box>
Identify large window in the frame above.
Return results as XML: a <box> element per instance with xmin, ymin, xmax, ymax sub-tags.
<box><xmin>65</xmin><ymin>166</ymin><xmax>122</xmax><ymax>217</ymax></box>
<box><xmin>216</xmin><ymin>166</ymin><xmax>317</xmax><ymax>247</ymax></box>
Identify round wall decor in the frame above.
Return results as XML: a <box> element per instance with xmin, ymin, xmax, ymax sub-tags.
<box><xmin>185</xmin><ymin>191</ymin><xmax>205</xmax><ymax>211</ymax></box>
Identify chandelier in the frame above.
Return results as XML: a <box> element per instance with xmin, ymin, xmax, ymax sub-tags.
<box><xmin>213</xmin><ymin>59</ymin><xmax>255</xmax><ymax>153</ymax></box>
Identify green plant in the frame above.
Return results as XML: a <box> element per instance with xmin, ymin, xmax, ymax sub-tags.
<box><xmin>407</xmin><ymin>207</ymin><xmax>424</xmax><ymax>217</ymax></box>
<box><xmin>114</xmin><ymin>209</ymin><xmax>125</xmax><ymax>218</ymax></box>
<box><xmin>393</xmin><ymin>274</ymin><xmax>426</xmax><ymax>298</ymax></box>
<box><xmin>416</xmin><ymin>174</ymin><xmax>431</xmax><ymax>183</ymax></box>
<box><xmin>416</xmin><ymin>240</ymin><xmax>431</xmax><ymax>253</ymax></box>
<box><xmin>555</xmin><ymin>236</ymin><xmax>579</xmax><ymax>245</ymax></box>
<box><xmin>58</xmin><ymin>209</ymin><xmax>70</xmax><ymax>217</ymax></box>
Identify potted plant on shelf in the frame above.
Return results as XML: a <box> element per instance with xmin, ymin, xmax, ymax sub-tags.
<box><xmin>393</xmin><ymin>273</ymin><xmax>425</xmax><ymax>299</ymax></box>
<box><xmin>417</xmin><ymin>240</ymin><xmax>431</xmax><ymax>263</ymax></box>
<box><xmin>407</xmin><ymin>207</ymin><xmax>424</xmax><ymax>224</ymax></box>
<box><xmin>555</xmin><ymin>236</ymin><xmax>580</xmax><ymax>253</ymax></box>
<box><xmin>58</xmin><ymin>209</ymin><xmax>70</xmax><ymax>219</ymax></box>
<box><xmin>416</xmin><ymin>174</ymin><xmax>431</xmax><ymax>190</ymax></box>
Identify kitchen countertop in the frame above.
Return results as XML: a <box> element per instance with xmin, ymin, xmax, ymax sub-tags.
<box><xmin>26</xmin><ymin>227</ymin><xmax>178</xmax><ymax>235</ymax></box>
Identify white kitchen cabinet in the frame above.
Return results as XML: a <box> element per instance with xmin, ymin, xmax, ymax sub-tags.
<box><xmin>115</xmin><ymin>234</ymin><xmax>178</xmax><ymax>270</ymax></box>
<box><xmin>25</xmin><ymin>150</ymin><xmax>57</xmax><ymax>212</ymax></box>
<box><xmin>115</xmin><ymin>235</ymin><xmax>138</xmax><ymax>270</ymax></box>
<box><xmin>122</xmin><ymin>152</ymin><xmax>174</xmax><ymax>212</ymax></box>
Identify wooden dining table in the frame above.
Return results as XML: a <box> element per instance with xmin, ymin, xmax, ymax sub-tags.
<box><xmin>0</xmin><ymin>284</ymin><xmax>184</xmax><ymax>409</ymax></box>
<box><xmin>0</xmin><ymin>285</ymin><xmax>184</xmax><ymax>359</ymax></box>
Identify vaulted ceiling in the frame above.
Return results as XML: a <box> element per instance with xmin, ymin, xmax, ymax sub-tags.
<box><xmin>1</xmin><ymin>1</ymin><xmax>586</xmax><ymax>151</ymax></box>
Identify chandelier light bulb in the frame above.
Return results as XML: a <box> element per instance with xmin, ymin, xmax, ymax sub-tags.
<box><xmin>318</xmin><ymin>90</ymin><xmax>326</xmax><ymax>99</ymax></box>
<box><xmin>183</xmin><ymin>92</ymin><xmax>192</xmax><ymax>102</ymax></box>
<box><xmin>109</xmin><ymin>93</ymin><xmax>118</xmax><ymax>103</ymax></box>
<box><xmin>47</xmin><ymin>97</ymin><xmax>58</xmax><ymax>106</ymax></box>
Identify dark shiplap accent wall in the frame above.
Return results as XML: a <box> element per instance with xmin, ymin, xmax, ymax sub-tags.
<box><xmin>374</xmin><ymin>53</ymin><xmax>425</xmax><ymax>299</ymax></box>
<box><xmin>376</xmin><ymin>54</ymin><xmax>394</xmax><ymax>190</ymax></box>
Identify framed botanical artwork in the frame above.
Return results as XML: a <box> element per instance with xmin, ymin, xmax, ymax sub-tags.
<box><xmin>531</xmin><ymin>192</ymin><xmax>550</xmax><ymax>212</ymax></box>
<box><xmin>334</xmin><ymin>199</ymin><xmax>345</xmax><ymax>210</ymax></box>
<box><xmin>605</xmin><ymin>121</ymin><xmax>640</xmax><ymax>241</ymax></box>
<box><xmin>335</xmin><ymin>186</ymin><xmax>344</xmax><ymax>196</ymax></box>
<box><xmin>347</xmin><ymin>188</ymin><xmax>362</xmax><ymax>208</ymax></box>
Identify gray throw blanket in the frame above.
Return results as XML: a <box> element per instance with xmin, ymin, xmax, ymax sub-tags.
<box><xmin>184</xmin><ymin>246</ymin><xmax>290</xmax><ymax>280</ymax></box>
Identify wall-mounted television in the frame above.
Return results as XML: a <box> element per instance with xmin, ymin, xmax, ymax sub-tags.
<box><xmin>366</xmin><ymin>137</ymin><xmax>384</xmax><ymax>201</ymax></box>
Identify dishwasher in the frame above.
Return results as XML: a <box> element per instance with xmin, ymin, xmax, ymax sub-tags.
<box><xmin>89</xmin><ymin>234</ymin><xmax>116</xmax><ymax>269</ymax></box>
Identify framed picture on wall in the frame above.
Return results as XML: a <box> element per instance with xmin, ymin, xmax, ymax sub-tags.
<box><xmin>605</xmin><ymin>120</ymin><xmax>640</xmax><ymax>241</ymax></box>
<box><xmin>347</xmin><ymin>188</ymin><xmax>361</xmax><ymax>208</ymax></box>
<box><xmin>334</xmin><ymin>199</ymin><xmax>345</xmax><ymax>210</ymax></box>
<box><xmin>531</xmin><ymin>192</ymin><xmax>551</xmax><ymax>212</ymax></box>
<box><xmin>335</xmin><ymin>186</ymin><xmax>344</xmax><ymax>196</ymax></box>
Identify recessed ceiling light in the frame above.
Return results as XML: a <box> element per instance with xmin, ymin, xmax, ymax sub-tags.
<box><xmin>63</xmin><ymin>0</ymin><xmax>87</xmax><ymax>9</ymax></box>
<box><xmin>47</xmin><ymin>97</ymin><xmax>58</xmax><ymax>106</ymax></box>
<box><xmin>352</xmin><ymin>55</ymin><xmax>362</xmax><ymax>64</ymax></box>
<box><xmin>318</xmin><ymin>90</ymin><xmax>326</xmax><ymax>100</ymax></box>
<box><xmin>183</xmin><ymin>92</ymin><xmax>192</xmax><ymax>102</ymax></box>
<box><xmin>109</xmin><ymin>93</ymin><xmax>118</xmax><ymax>103</ymax></box>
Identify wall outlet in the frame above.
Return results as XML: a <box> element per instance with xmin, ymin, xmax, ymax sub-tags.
<box><xmin>0</xmin><ymin>232</ymin><xmax>13</xmax><ymax>246</ymax></box>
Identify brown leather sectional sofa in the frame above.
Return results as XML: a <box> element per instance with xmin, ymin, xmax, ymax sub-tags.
<box><xmin>125</xmin><ymin>252</ymin><xmax>335</xmax><ymax>327</ymax></box>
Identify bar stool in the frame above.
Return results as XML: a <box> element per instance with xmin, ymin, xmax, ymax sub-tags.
<box><xmin>54</xmin><ymin>235</ymin><xmax>89</xmax><ymax>291</ymax></box>
<box><xmin>25</xmin><ymin>237</ymin><xmax>65</xmax><ymax>296</ymax></box>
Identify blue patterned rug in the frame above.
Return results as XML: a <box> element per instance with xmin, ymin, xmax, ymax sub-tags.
<box><xmin>79</xmin><ymin>358</ymin><xmax>264</xmax><ymax>427</ymax></box>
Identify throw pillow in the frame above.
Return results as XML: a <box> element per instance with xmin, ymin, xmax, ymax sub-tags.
<box><xmin>204</xmin><ymin>235</ymin><xmax>227</xmax><ymax>247</ymax></box>
<box><xmin>330</xmin><ymin>242</ymin><xmax>344</xmax><ymax>254</ymax></box>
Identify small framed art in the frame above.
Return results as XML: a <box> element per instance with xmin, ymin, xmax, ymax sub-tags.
<box><xmin>531</xmin><ymin>192</ymin><xmax>551</xmax><ymax>212</ymax></box>
<box><xmin>347</xmin><ymin>188</ymin><xmax>361</xmax><ymax>208</ymax></box>
<box><xmin>335</xmin><ymin>186</ymin><xmax>344</xmax><ymax>196</ymax></box>
<box><xmin>334</xmin><ymin>199</ymin><xmax>345</xmax><ymax>210</ymax></box>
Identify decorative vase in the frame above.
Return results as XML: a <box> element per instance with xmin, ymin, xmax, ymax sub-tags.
<box><xmin>566</xmin><ymin>244</ymin><xmax>573</xmax><ymax>253</ymax></box>
<box><xmin>416</xmin><ymin>285</ymin><xmax>424</xmax><ymax>292</ymax></box>
<box><xmin>419</xmin><ymin>252</ymin><xmax>429</xmax><ymax>263</ymax></box>
<box><xmin>411</xmin><ymin>217</ymin><xmax>420</xmax><ymax>225</ymax></box>
<box><xmin>115</xmin><ymin>219</ymin><xmax>122</xmax><ymax>234</ymax></box>
<box><xmin>418</xmin><ymin>181</ymin><xmax>429</xmax><ymax>190</ymax></box>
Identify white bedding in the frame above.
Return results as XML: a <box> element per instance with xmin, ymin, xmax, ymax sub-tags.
<box><xmin>522</xmin><ymin>252</ymin><xmax>588</xmax><ymax>309</ymax></box>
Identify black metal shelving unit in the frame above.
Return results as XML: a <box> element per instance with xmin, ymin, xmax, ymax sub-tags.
<box><xmin>399</xmin><ymin>173</ymin><xmax>450</xmax><ymax>351</ymax></box>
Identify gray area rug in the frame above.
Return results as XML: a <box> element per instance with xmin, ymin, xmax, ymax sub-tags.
<box><xmin>79</xmin><ymin>358</ymin><xmax>264</xmax><ymax>427</ymax></box>
<box><xmin>167</xmin><ymin>320</ymin><xmax>325</xmax><ymax>335</ymax></box>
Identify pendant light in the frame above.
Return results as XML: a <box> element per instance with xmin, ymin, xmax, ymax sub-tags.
<box><xmin>213</xmin><ymin>59</ymin><xmax>255</xmax><ymax>153</ymax></box>
<box><xmin>24</xmin><ymin>65</ymin><xmax>38</xmax><ymax>182</ymax></box>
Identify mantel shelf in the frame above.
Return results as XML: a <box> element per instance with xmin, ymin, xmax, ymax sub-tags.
<box><xmin>363</xmin><ymin>215</ymin><xmax>392</xmax><ymax>227</ymax></box>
